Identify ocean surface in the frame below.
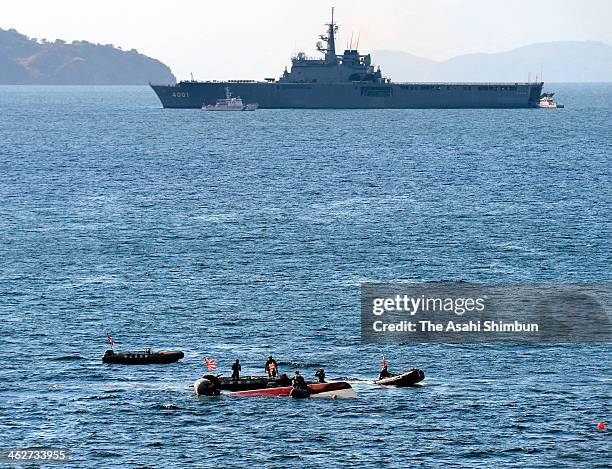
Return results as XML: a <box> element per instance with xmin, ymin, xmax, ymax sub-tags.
<box><xmin>0</xmin><ymin>84</ymin><xmax>610</xmax><ymax>467</ymax></box>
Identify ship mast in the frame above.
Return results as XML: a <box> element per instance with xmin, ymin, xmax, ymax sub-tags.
<box><xmin>321</xmin><ymin>7</ymin><xmax>338</xmax><ymax>64</ymax></box>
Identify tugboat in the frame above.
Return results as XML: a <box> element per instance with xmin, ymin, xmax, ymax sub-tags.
<box><xmin>537</xmin><ymin>92</ymin><xmax>564</xmax><ymax>108</ymax></box>
<box><xmin>102</xmin><ymin>348</ymin><xmax>184</xmax><ymax>365</ymax></box>
<box><xmin>202</xmin><ymin>87</ymin><xmax>258</xmax><ymax>111</ymax></box>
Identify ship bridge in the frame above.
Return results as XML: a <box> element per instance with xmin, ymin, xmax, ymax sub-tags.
<box><xmin>278</xmin><ymin>8</ymin><xmax>383</xmax><ymax>84</ymax></box>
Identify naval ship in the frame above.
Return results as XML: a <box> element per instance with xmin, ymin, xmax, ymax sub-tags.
<box><xmin>151</xmin><ymin>9</ymin><xmax>544</xmax><ymax>109</ymax></box>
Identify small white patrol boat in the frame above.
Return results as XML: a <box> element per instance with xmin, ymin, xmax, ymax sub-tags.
<box><xmin>202</xmin><ymin>88</ymin><xmax>258</xmax><ymax>111</ymax></box>
<box><xmin>537</xmin><ymin>93</ymin><xmax>564</xmax><ymax>108</ymax></box>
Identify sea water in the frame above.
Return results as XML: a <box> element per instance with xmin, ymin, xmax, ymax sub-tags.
<box><xmin>0</xmin><ymin>84</ymin><xmax>610</xmax><ymax>467</ymax></box>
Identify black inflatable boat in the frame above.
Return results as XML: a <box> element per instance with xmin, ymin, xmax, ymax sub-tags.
<box><xmin>102</xmin><ymin>349</ymin><xmax>184</xmax><ymax>365</ymax></box>
<box><xmin>375</xmin><ymin>368</ymin><xmax>425</xmax><ymax>387</ymax></box>
<box><xmin>194</xmin><ymin>374</ymin><xmax>292</xmax><ymax>394</ymax></box>
<box><xmin>217</xmin><ymin>374</ymin><xmax>292</xmax><ymax>391</ymax></box>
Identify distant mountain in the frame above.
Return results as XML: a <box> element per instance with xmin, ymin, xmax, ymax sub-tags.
<box><xmin>0</xmin><ymin>28</ymin><xmax>175</xmax><ymax>85</ymax></box>
<box><xmin>373</xmin><ymin>41</ymin><xmax>612</xmax><ymax>82</ymax></box>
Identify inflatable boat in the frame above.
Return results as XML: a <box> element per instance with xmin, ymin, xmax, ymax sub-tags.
<box><xmin>102</xmin><ymin>349</ymin><xmax>184</xmax><ymax>365</ymax></box>
<box><xmin>375</xmin><ymin>368</ymin><xmax>425</xmax><ymax>387</ymax></box>
<box><xmin>217</xmin><ymin>374</ymin><xmax>292</xmax><ymax>391</ymax></box>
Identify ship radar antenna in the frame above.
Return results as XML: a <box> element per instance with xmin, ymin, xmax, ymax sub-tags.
<box><xmin>349</xmin><ymin>32</ymin><xmax>354</xmax><ymax>50</ymax></box>
<box><xmin>322</xmin><ymin>7</ymin><xmax>338</xmax><ymax>64</ymax></box>
<box><xmin>356</xmin><ymin>32</ymin><xmax>360</xmax><ymax>50</ymax></box>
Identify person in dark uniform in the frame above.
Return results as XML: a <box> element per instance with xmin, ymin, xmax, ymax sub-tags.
<box><xmin>231</xmin><ymin>359</ymin><xmax>241</xmax><ymax>380</ymax></box>
<box><xmin>379</xmin><ymin>364</ymin><xmax>391</xmax><ymax>380</ymax></box>
<box><xmin>265</xmin><ymin>356</ymin><xmax>278</xmax><ymax>377</ymax></box>
<box><xmin>292</xmin><ymin>371</ymin><xmax>307</xmax><ymax>390</ymax></box>
<box><xmin>315</xmin><ymin>368</ymin><xmax>326</xmax><ymax>383</ymax></box>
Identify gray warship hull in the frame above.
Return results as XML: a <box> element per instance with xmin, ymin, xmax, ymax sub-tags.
<box><xmin>151</xmin><ymin>81</ymin><xmax>544</xmax><ymax>109</ymax></box>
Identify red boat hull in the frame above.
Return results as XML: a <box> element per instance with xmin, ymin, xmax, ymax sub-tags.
<box><xmin>228</xmin><ymin>381</ymin><xmax>352</xmax><ymax>397</ymax></box>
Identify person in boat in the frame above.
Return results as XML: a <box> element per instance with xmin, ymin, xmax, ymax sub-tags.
<box><xmin>292</xmin><ymin>371</ymin><xmax>308</xmax><ymax>390</ymax></box>
<box><xmin>379</xmin><ymin>364</ymin><xmax>392</xmax><ymax>380</ymax></box>
<box><xmin>315</xmin><ymin>368</ymin><xmax>326</xmax><ymax>383</ymax></box>
<box><xmin>265</xmin><ymin>356</ymin><xmax>278</xmax><ymax>377</ymax></box>
<box><xmin>231</xmin><ymin>359</ymin><xmax>241</xmax><ymax>380</ymax></box>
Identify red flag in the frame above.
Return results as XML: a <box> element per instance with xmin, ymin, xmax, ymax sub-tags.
<box><xmin>381</xmin><ymin>354</ymin><xmax>387</xmax><ymax>369</ymax></box>
<box><xmin>204</xmin><ymin>358</ymin><xmax>217</xmax><ymax>371</ymax></box>
<box><xmin>107</xmin><ymin>335</ymin><xmax>114</xmax><ymax>348</ymax></box>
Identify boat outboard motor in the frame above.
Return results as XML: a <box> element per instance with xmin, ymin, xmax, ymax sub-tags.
<box><xmin>194</xmin><ymin>375</ymin><xmax>221</xmax><ymax>396</ymax></box>
<box><xmin>277</xmin><ymin>373</ymin><xmax>291</xmax><ymax>386</ymax></box>
<box><xmin>290</xmin><ymin>388</ymin><xmax>311</xmax><ymax>399</ymax></box>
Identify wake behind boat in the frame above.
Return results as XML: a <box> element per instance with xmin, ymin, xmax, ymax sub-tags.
<box><xmin>202</xmin><ymin>87</ymin><xmax>258</xmax><ymax>111</ymax></box>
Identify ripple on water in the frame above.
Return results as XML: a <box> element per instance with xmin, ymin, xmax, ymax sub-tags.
<box><xmin>0</xmin><ymin>85</ymin><xmax>610</xmax><ymax>467</ymax></box>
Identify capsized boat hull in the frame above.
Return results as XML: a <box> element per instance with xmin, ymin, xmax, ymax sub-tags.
<box><xmin>375</xmin><ymin>369</ymin><xmax>425</xmax><ymax>387</ymax></box>
<box><xmin>228</xmin><ymin>381</ymin><xmax>355</xmax><ymax>398</ymax></box>
<box><xmin>102</xmin><ymin>350</ymin><xmax>184</xmax><ymax>365</ymax></box>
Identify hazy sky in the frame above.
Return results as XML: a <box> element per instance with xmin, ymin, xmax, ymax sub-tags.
<box><xmin>4</xmin><ymin>0</ymin><xmax>611</xmax><ymax>80</ymax></box>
